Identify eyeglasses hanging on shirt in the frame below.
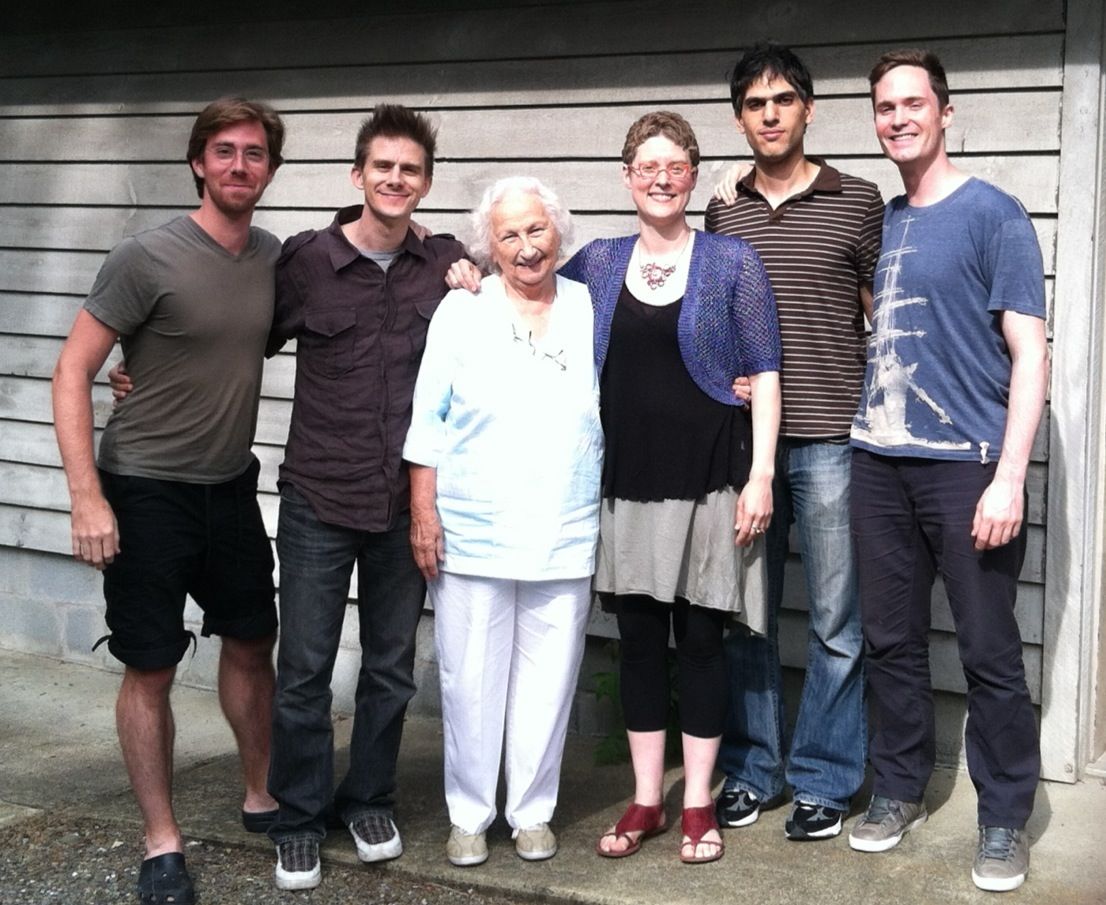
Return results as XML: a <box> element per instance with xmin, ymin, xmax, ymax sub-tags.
<box><xmin>511</xmin><ymin>322</ymin><xmax>566</xmax><ymax>371</ymax></box>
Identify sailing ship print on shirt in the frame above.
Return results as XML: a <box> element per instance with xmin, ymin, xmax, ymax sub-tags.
<box><xmin>852</xmin><ymin>215</ymin><xmax>972</xmax><ymax>452</ymax></box>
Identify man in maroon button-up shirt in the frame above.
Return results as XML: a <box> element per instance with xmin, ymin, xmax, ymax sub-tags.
<box><xmin>264</xmin><ymin>104</ymin><xmax>465</xmax><ymax>892</ymax></box>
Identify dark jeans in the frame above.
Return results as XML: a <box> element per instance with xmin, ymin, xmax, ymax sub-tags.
<box><xmin>268</xmin><ymin>484</ymin><xmax>425</xmax><ymax>842</ymax></box>
<box><xmin>850</xmin><ymin>449</ymin><xmax>1039</xmax><ymax>828</ymax></box>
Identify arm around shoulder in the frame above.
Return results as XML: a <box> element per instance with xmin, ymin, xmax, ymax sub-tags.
<box><xmin>268</xmin><ymin>238</ymin><xmax>313</xmax><ymax>357</ymax></box>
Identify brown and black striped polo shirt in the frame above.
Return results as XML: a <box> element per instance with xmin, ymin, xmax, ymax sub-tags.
<box><xmin>705</xmin><ymin>159</ymin><xmax>883</xmax><ymax>439</ymax></box>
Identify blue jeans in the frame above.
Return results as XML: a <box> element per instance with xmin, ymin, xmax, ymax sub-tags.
<box><xmin>268</xmin><ymin>484</ymin><xmax>425</xmax><ymax>842</ymax></box>
<box><xmin>719</xmin><ymin>440</ymin><xmax>866</xmax><ymax>811</ymax></box>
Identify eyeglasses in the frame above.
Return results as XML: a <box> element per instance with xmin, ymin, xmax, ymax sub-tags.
<box><xmin>512</xmin><ymin>323</ymin><xmax>566</xmax><ymax>371</ymax></box>
<box><xmin>210</xmin><ymin>145</ymin><xmax>269</xmax><ymax>165</ymax></box>
<box><xmin>626</xmin><ymin>161</ymin><xmax>695</xmax><ymax>181</ymax></box>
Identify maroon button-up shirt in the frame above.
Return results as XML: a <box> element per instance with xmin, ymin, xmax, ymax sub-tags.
<box><xmin>267</xmin><ymin>205</ymin><xmax>466</xmax><ymax>531</ymax></box>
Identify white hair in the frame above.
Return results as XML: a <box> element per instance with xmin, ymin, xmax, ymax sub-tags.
<box><xmin>468</xmin><ymin>176</ymin><xmax>574</xmax><ymax>272</ymax></box>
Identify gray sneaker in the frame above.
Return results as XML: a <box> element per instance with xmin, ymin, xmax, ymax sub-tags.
<box><xmin>848</xmin><ymin>795</ymin><xmax>928</xmax><ymax>852</ymax></box>
<box><xmin>972</xmin><ymin>826</ymin><xmax>1028</xmax><ymax>892</ymax></box>
<box><xmin>446</xmin><ymin>825</ymin><xmax>489</xmax><ymax>867</ymax></box>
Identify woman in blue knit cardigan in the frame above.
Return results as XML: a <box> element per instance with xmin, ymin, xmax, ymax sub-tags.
<box><xmin>445</xmin><ymin>112</ymin><xmax>781</xmax><ymax>864</ymax></box>
<box><xmin>560</xmin><ymin>112</ymin><xmax>781</xmax><ymax>865</ymax></box>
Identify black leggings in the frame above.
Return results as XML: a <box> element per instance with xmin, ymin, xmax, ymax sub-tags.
<box><xmin>615</xmin><ymin>595</ymin><xmax>728</xmax><ymax>738</ymax></box>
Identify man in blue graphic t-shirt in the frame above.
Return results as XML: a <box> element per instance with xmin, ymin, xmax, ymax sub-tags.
<box><xmin>846</xmin><ymin>50</ymin><xmax>1047</xmax><ymax>895</ymax></box>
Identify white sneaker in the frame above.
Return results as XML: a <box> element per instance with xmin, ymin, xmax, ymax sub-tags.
<box><xmin>348</xmin><ymin>814</ymin><xmax>403</xmax><ymax>863</ymax></box>
<box><xmin>274</xmin><ymin>838</ymin><xmax>321</xmax><ymax>890</ymax></box>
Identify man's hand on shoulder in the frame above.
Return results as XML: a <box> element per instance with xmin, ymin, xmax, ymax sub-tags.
<box><xmin>445</xmin><ymin>259</ymin><xmax>484</xmax><ymax>293</ymax></box>
<box><xmin>712</xmin><ymin>162</ymin><xmax>754</xmax><ymax>206</ymax></box>
<box><xmin>971</xmin><ymin>474</ymin><xmax>1025</xmax><ymax>551</ymax></box>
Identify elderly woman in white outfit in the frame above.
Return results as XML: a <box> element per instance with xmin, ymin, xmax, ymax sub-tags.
<box><xmin>403</xmin><ymin>177</ymin><xmax>602</xmax><ymax>867</ymax></box>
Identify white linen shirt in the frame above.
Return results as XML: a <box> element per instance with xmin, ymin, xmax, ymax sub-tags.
<box><xmin>403</xmin><ymin>274</ymin><xmax>602</xmax><ymax>580</ymax></box>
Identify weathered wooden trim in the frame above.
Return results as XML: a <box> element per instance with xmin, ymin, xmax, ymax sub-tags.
<box><xmin>0</xmin><ymin>207</ymin><xmax>1058</xmax><ymax>278</ymax></box>
<box><xmin>778</xmin><ymin>610</ymin><xmax>1044</xmax><ymax>703</ymax></box>
<box><xmin>0</xmin><ymin>94</ymin><xmax>1061</xmax><ymax>162</ymax></box>
<box><xmin>0</xmin><ymin>375</ymin><xmax>120</xmax><ymax>429</ymax></box>
<box><xmin>1040</xmin><ymin>0</ymin><xmax>1106</xmax><ymax>781</ymax></box>
<box><xmin>0</xmin><ymin>0</ymin><xmax>1064</xmax><ymax>77</ymax></box>
<box><xmin>585</xmin><ymin>602</ymin><xmax>1042</xmax><ymax>701</ymax></box>
<box><xmin>0</xmin><ymin>419</ymin><xmax>267</xmax><ymax>478</ymax></box>
<box><xmin>0</xmin><ymin>0</ymin><xmax>1081</xmax><ymax>769</ymax></box>
<box><xmin>0</xmin><ymin>35</ymin><xmax>1064</xmax><ymax>116</ymax></box>
<box><xmin>0</xmin><ymin>375</ymin><xmax>293</xmax><ymax>445</ymax></box>
<box><xmin>0</xmin><ymin>208</ymin><xmax>646</xmax><ymax>261</ymax></box>
<box><xmin>0</xmin><ymin>503</ymin><xmax>70</xmax><ymax>555</ymax></box>
<box><xmin>778</xmin><ymin>558</ymin><xmax>1045</xmax><ymax>643</ymax></box>
<box><xmin>0</xmin><ymin>155</ymin><xmax>1061</xmax><ymax>223</ymax></box>
<box><xmin>0</xmin><ymin>294</ymin><xmax>83</xmax><ymax>338</ymax></box>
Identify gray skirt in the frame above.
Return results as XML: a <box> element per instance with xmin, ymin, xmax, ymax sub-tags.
<box><xmin>593</xmin><ymin>487</ymin><xmax>769</xmax><ymax>634</ymax></box>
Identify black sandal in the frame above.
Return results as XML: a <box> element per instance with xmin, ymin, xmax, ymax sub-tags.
<box><xmin>241</xmin><ymin>808</ymin><xmax>279</xmax><ymax>833</ymax></box>
<box><xmin>137</xmin><ymin>852</ymin><xmax>195</xmax><ymax>905</ymax></box>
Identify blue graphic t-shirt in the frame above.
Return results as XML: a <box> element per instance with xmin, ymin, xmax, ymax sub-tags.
<box><xmin>851</xmin><ymin>178</ymin><xmax>1045</xmax><ymax>462</ymax></box>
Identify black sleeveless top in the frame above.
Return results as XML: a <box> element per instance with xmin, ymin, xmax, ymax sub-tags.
<box><xmin>599</xmin><ymin>284</ymin><xmax>751</xmax><ymax>502</ymax></box>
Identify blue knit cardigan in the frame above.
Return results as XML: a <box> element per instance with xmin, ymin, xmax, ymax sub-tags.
<box><xmin>560</xmin><ymin>231</ymin><xmax>781</xmax><ymax>406</ymax></box>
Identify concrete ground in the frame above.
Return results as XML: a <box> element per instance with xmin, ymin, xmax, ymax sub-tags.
<box><xmin>1</xmin><ymin>648</ymin><xmax>1104</xmax><ymax>905</ymax></box>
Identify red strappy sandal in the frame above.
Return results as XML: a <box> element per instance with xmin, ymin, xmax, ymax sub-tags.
<box><xmin>680</xmin><ymin>805</ymin><xmax>724</xmax><ymax>864</ymax></box>
<box><xmin>596</xmin><ymin>802</ymin><xmax>668</xmax><ymax>858</ymax></box>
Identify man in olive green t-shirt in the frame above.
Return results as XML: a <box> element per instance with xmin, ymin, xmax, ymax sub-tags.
<box><xmin>52</xmin><ymin>98</ymin><xmax>285</xmax><ymax>905</ymax></box>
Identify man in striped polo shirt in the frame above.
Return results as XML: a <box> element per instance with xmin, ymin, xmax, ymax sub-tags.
<box><xmin>707</xmin><ymin>43</ymin><xmax>884</xmax><ymax>841</ymax></box>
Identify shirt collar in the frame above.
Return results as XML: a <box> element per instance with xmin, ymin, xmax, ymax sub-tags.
<box><xmin>324</xmin><ymin>204</ymin><xmax>429</xmax><ymax>271</ymax></box>
<box><xmin>738</xmin><ymin>156</ymin><xmax>844</xmax><ymax>203</ymax></box>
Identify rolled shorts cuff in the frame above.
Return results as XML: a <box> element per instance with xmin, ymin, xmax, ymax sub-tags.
<box><xmin>95</xmin><ymin>630</ymin><xmax>195</xmax><ymax>671</ymax></box>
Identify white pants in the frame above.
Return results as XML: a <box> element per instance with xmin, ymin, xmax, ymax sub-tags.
<box><xmin>430</xmin><ymin>571</ymin><xmax>591</xmax><ymax>834</ymax></box>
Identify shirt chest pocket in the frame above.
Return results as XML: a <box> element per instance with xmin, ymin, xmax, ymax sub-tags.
<box><xmin>403</xmin><ymin>297</ymin><xmax>441</xmax><ymax>363</ymax></box>
<box><xmin>303</xmin><ymin>307</ymin><xmax>357</xmax><ymax>379</ymax></box>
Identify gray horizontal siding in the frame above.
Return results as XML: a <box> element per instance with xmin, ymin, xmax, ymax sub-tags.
<box><xmin>0</xmin><ymin>0</ymin><xmax>1064</xmax><ymax>703</ymax></box>
<box><xmin>0</xmin><ymin>34</ymin><xmax>1064</xmax><ymax>116</ymax></box>
<box><xmin>0</xmin><ymin>94</ymin><xmax>1063</xmax><ymax>161</ymax></box>
<box><xmin>0</xmin><ymin>0</ymin><xmax>1063</xmax><ymax>78</ymax></box>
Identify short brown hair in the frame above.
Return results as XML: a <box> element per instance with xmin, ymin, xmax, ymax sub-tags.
<box><xmin>354</xmin><ymin>104</ymin><xmax>438</xmax><ymax>178</ymax></box>
<box><xmin>186</xmin><ymin>97</ymin><xmax>285</xmax><ymax>198</ymax></box>
<box><xmin>621</xmin><ymin>111</ymin><xmax>700</xmax><ymax>168</ymax></box>
<box><xmin>868</xmin><ymin>49</ymin><xmax>950</xmax><ymax>109</ymax></box>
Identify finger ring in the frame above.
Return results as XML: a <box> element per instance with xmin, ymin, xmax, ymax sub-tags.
<box><xmin>753</xmin><ymin>526</ymin><xmax>763</xmax><ymax>534</ymax></box>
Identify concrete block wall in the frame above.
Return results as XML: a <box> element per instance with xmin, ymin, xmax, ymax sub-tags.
<box><xmin>0</xmin><ymin>547</ymin><xmax>441</xmax><ymax>716</ymax></box>
<box><xmin>0</xmin><ymin>546</ymin><xmax>1001</xmax><ymax>771</ymax></box>
<box><xmin>0</xmin><ymin>547</ymin><xmax>576</xmax><ymax>731</ymax></box>
<box><xmin>0</xmin><ymin>547</ymin><xmax>115</xmax><ymax>669</ymax></box>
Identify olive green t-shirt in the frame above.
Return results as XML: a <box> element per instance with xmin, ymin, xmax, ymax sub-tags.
<box><xmin>86</xmin><ymin>216</ymin><xmax>280</xmax><ymax>483</ymax></box>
